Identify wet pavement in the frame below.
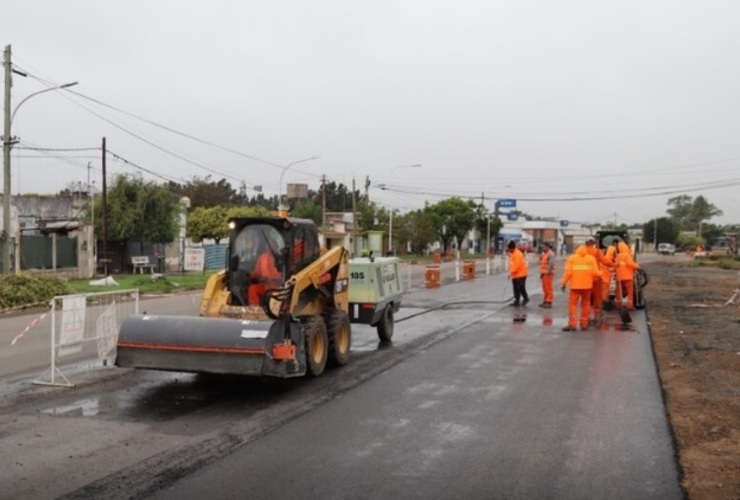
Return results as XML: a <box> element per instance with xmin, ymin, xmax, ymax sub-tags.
<box><xmin>0</xmin><ymin>269</ymin><xmax>682</xmax><ymax>499</ymax></box>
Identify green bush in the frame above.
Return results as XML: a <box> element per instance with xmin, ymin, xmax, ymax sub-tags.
<box><xmin>0</xmin><ymin>274</ymin><xmax>72</xmax><ymax>309</ymax></box>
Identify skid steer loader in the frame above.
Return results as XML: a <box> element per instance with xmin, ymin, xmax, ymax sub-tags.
<box><xmin>116</xmin><ymin>216</ymin><xmax>402</xmax><ymax>378</ymax></box>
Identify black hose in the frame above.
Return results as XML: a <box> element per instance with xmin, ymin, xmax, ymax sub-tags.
<box><xmin>635</xmin><ymin>268</ymin><xmax>649</xmax><ymax>289</ymax></box>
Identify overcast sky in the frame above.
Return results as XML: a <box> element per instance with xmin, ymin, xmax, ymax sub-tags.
<box><xmin>3</xmin><ymin>0</ymin><xmax>739</xmax><ymax>225</ymax></box>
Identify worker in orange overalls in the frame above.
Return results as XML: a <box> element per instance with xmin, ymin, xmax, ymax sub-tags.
<box><xmin>248</xmin><ymin>245</ymin><xmax>283</xmax><ymax>306</ymax></box>
<box><xmin>538</xmin><ymin>241</ymin><xmax>555</xmax><ymax>308</ymax></box>
<box><xmin>561</xmin><ymin>245</ymin><xmax>600</xmax><ymax>331</ymax></box>
<box><xmin>614</xmin><ymin>241</ymin><xmax>640</xmax><ymax>310</ymax></box>
<box><xmin>507</xmin><ymin>240</ymin><xmax>529</xmax><ymax>307</ymax></box>
<box><xmin>584</xmin><ymin>236</ymin><xmax>613</xmax><ymax>324</ymax></box>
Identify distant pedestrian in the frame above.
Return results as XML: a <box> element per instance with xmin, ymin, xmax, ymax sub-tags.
<box><xmin>538</xmin><ymin>242</ymin><xmax>555</xmax><ymax>308</ymax></box>
<box><xmin>561</xmin><ymin>245</ymin><xmax>600</xmax><ymax>331</ymax></box>
<box><xmin>507</xmin><ymin>240</ymin><xmax>529</xmax><ymax>307</ymax></box>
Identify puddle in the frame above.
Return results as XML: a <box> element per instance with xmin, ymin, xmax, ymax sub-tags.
<box><xmin>40</xmin><ymin>397</ymin><xmax>102</xmax><ymax>417</ymax></box>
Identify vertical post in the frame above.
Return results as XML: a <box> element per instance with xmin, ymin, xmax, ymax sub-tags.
<box><xmin>388</xmin><ymin>207</ymin><xmax>393</xmax><ymax>256</ymax></box>
<box><xmin>486</xmin><ymin>212</ymin><xmax>491</xmax><ymax>275</ymax></box>
<box><xmin>654</xmin><ymin>218</ymin><xmax>658</xmax><ymax>250</ymax></box>
<box><xmin>50</xmin><ymin>298</ymin><xmax>56</xmax><ymax>385</ymax></box>
<box><xmin>321</xmin><ymin>174</ymin><xmax>326</xmax><ymax>233</ymax></box>
<box><xmin>352</xmin><ymin>178</ymin><xmax>357</xmax><ymax>256</ymax></box>
<box><xmin>101</xmin><ymin>137</ymin><xmax>108</xmax><ymax>276</ymax></box>
<box><xmin>3</xmin><ymin>45</ymin><xmax>12</xmax><ymax>274</ymax></box>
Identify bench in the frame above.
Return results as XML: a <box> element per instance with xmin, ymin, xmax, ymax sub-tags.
<box><xmin>131</xmin><ymin>256</ymin><xmax>157</xmax><ymax>274</ymax></box>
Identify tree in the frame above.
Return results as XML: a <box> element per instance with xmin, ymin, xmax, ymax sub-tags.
<box><xmin>187</xmin><ymin>205</ymin><xmax>270</xmax><ymax>244</ymax></box>
<box><xmin>394</xmin><ymin>209</ymin><xmax>436</xmax><ymax>254</ymax></box>
<box><xmin>291</xmin><ymin>201</ymin><xmax>323</xmax><ymax>226</ymax></box>
<box><xmin>666</xmin><ymin>195</ymin><xmax>693</xmax><ymax>222</ymax></box>
<box><xmin>473</xmin><ymin>203</ymin><xmax>503</xmax><ymax>252</ymax></box>
<box><xmin>169</xmin><ymin>176</ymin><xmax>238</xmax><ymax>208</ymax></box>
<box><xmin>426</xmin><ymin>197</ymin><xmax>477</xmax><ymax>253</ymax></box>
<box><xmin>187</xmin><ymin>206</ymin><xmax>229</xmax><ymax>244</ymax></box>
<box><xmin>643</xmin><ymin>217</ymin><xmax>678</xmax><ymax>244</ymax></box>
<box><xmin>92</xmin><ymin>174</ymin><xmax>179</xmax><ymax>245</ymax></box>
<box><xmin>666</xmin><ymin>194</ymin><xmax>722</xmax><ymax>234</ymax></box>
<box><xmin>691</xmin><ymin>195</ymin><xmax>723</xmax><ymax>236</ymax></box>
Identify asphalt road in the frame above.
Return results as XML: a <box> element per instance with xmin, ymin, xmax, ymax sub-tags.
<box><xmin>0</xmin><ymin>254</ymin><xmax>682</xmax><ymax>499</ymax></box>
<box><xmin>147</xmin><ymin>269</ymin><xmax>681</xmax><ymax>500</ymax></box>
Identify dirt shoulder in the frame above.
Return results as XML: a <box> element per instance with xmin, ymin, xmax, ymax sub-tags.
<box><xmin>644</xmin><ymin>258</ymin><xmax>740</xmax><ymax>499</ymax></box>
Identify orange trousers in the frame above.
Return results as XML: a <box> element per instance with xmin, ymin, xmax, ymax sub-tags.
<box><xmin>568</xmin><ymin>289</ymin><xmax>592</xmax><ymax>329</ymax></box>
<box><xmin>591</xmin><ymin>278</ymin><xmax>602</xmax><ymax>319</ymax></box>
<box><xmin>541</xmin><ymin>274</ymin><xmax>554</xmax><ymax>303</ymax></box>
<box><xmin>616</xmin><ymin>280</ymin><xmax>635</xmax><ymax>309</ymax></box>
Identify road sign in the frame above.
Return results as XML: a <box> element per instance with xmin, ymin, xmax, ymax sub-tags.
<box><xmin>507</xmin><ymin>213</ymin><xmax>518</xmax><ymax>221</ymax></box>
<box><xmin>560</xmin><ymin>220</ymin><xmax>569</xmax><ymax>227</ymax></box>
<box><xmin>497</xmin><ymin>199</ymin><xmax>517</xmax><ymax>208</ymax></box>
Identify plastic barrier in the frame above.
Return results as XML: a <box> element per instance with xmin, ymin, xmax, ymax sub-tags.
<box><xmin>425</xmin><ymin>265</ymin><xmax>441</xmax><ymax>288</ymax></box>
<box><xmin>433</xmin><ymin>251</ymin><xmax>442</xmax><ymax>264</ymax></box>
<box><xmin>462</xmin><ymin>260</ymin><xmax>476</xmax><ymax>280</ymax></box>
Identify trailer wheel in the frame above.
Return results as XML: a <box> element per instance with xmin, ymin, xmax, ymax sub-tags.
<box><xmin>326</xmin><ymin>309</ymin><xmax>351</xmax><ymax>366</ymax></box>
<box><xmin>377</xmin><ymin>305</ymin><xmax>394</xmax><ymax>342</ymax></box>
<box><xmin>303</xmin><ymin>317</ymin><xmax>328</xmax><ymax>377</ymax></box>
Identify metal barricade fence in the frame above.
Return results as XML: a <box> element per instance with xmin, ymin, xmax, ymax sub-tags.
<box><xmin>33</xmin><ymin>289</ymin><xmax>140</xmax><ymax>387</ymax></box>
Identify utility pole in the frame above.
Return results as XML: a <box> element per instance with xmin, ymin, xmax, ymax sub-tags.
<box><xmin>364</xmin><ymin>175</ymin><xmax>370</xmax><ymax>202</ymax></box>
<box><xmin>2</xmin><ymin>45</ymin><xmax>12</xmax><ymax>273</ymax></box>
<box><xmin>101</xmin><ymin>137</ymin><xmax>108</xmax><ymax>275</ymax></box>
<box><xmin>321</xmin><ymin>174</ymin><xmax>326</xmax><ymax>232</ymax></box>
<box><xmin>352</xmin><ymin>177</ymin><xmax>357</xmax><ymax>257</ymax></box>
<box><xmin>653</xmin><ymin>218</ymin><xmax>658</xmax><ymax>248</ymax></box>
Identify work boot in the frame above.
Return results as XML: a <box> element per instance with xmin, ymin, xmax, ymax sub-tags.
<box><xmin>522</xmin><ymin>298</ymin><xmax>529</xmax><ymax>306</ymax></box>
<box><xmin>509</xmin><ymin>302</ymin><xmax>520</xmax><ymax>307</ymax></box>
<box><xmin>562</xmin><ymin>326</ymin><xmax>576</xmax><ymax>331</ymax></box>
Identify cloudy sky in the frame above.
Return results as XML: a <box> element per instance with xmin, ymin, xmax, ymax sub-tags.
<box><xmin>2</xmin><ymin>0</ymin><xmax>739</xmax><ymax>225</ymax></box>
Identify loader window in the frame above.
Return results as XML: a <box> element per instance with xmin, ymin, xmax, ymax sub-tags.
<box><xmin>230</xmin><ymin>224</ymin><xmax>288</xmax><ymax>306</ymax></box>
<box><xmin>289</xmin><ymin>227</ymin><xmax>320</xmax><ymax>275</ymax></box>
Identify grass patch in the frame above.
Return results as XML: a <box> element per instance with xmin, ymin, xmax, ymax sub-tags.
<box><xmin>692</xmin><ymin>255</ymin><xmax>740</xmax><ymax>270</ymax></box>
<box><xmin>67</xmin><ymin>272</ymin><xmax>218</xmax><ymax>295</ymax></box>
<box><xmin>0</xmin><ymin>274</ymin><xmax>72</xmax><ymax>309</ymax></box>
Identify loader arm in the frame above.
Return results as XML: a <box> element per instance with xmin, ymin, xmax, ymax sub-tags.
<box><xmin>266</xmin><ymin>245</ymin><xmax>350</xmax><ymax>319</ymax></box>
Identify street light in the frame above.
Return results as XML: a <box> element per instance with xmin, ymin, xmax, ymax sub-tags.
<box><xmin>387</xmin><ymin>163</ymin><xmax>421</xmax><ymax>255</ymax></box>
<box><xmin>278</xmin><ymin>156</ymin><xmax>320</xmax><ymax>214</ymax></box>
<box><xmin>2</xmin><ymin>80</ymin><xmax>79</xmax><ymax>273</ymax></box>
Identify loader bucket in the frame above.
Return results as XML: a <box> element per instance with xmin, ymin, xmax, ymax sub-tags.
<box><xmin>115</xmin><ymin>315</ymin><xmax>307</xmax><ymax>378</ymax></box>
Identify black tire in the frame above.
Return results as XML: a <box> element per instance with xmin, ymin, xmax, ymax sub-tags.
<box><xmin>325</xmin><ymin>309</ymin><xmax>352</xmax><ymax>366</ymax></box>
<box><xmin>377</xmin><ymin>304</ymin><xmax>394</xmax><ymax>342</ymax></box>
<box><xmin>303</xmin><ymin>316</ymin><xmax>328</xmax><ymax>377</ymax></box>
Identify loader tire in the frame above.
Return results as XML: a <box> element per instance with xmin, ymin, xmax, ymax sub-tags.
<box><xmin>303</xmin><ymin>316</ymin><xmax>328</xmax><ymax>377</ymax></box>
<box><xmin>377</xmin><ymin>304</ymin><xmax>394</xmax><ymax>342</ymax></box>
<box><xmin>326</xmin><ymin>309</ymin><xmax>351</xmax><ymax>366</ymax></box>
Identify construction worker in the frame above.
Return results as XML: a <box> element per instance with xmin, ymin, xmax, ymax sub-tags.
<box><xmin>507</xmin><ymin>240</ymin><xmax>529</xmax><ymax>307</ymax></box>
<box><xmin>614</xmin><ymin>241</ymin><xmax>640</xmax><ymax>310</ymax></box>
<box><xmin>560</xmin><ymin>245</ymin><xmax>600</xmax><ymax>331</ymax></box>
<box><xmin>584</xmin><ymin>236</ymin><xmax>612</xmax><ymax>324</ymax></box>
<box><xmin>248</xmin><ymin>243</ymin><xmax>283</xmax><ymax>306</ymax></box>
<box><xmin>538</xmin><ymin>242</ymin><xmax>555</xmax><ymax>308</ymax></box>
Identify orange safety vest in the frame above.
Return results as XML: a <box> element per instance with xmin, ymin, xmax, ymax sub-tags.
<box><xmin>539</xmin><ymin>249</ymin><xmax>553</xmax><ymax>275</ymax></box>
<box><xmin>561</xmin><ymin>246</ymin><xmax>599</xmax><ymax>290</ymax></box>
<box><xmin>614</xmin><ymin>242</ymin><xmax>639</xmax><ymax>281</ymax></box>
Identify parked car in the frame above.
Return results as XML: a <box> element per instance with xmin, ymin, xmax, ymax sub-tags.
<box><xmin>657</xmin><ymin>243</ymin><xmax>676</xmax><ymax>255</ymax></box>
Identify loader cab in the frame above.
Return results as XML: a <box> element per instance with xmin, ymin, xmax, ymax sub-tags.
<box><xmin>227</xmin><ymin>217</ymin><xmax>321</xmax><ymax>306</ymax></box>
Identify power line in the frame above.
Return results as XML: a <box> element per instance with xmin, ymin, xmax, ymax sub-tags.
<box><xmin>106</xmin><ymin>149</ymin><xmax>188</xmax><ymax>184</ymax></box>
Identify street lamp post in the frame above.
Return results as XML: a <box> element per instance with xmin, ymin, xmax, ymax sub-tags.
<box><xmin>387</xmin><ymin>164</ymin><xmax>421</xmax><ymax>255</ymax></box>
<box><xmin>2</xmin><ymin>50</ymin><xmax>77</xmax><ymax>273</ymax></box>
<box><xmin>277</xmin><ymin>156</ymin><xmax>319</xmax><ymax>215</ymax></box>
